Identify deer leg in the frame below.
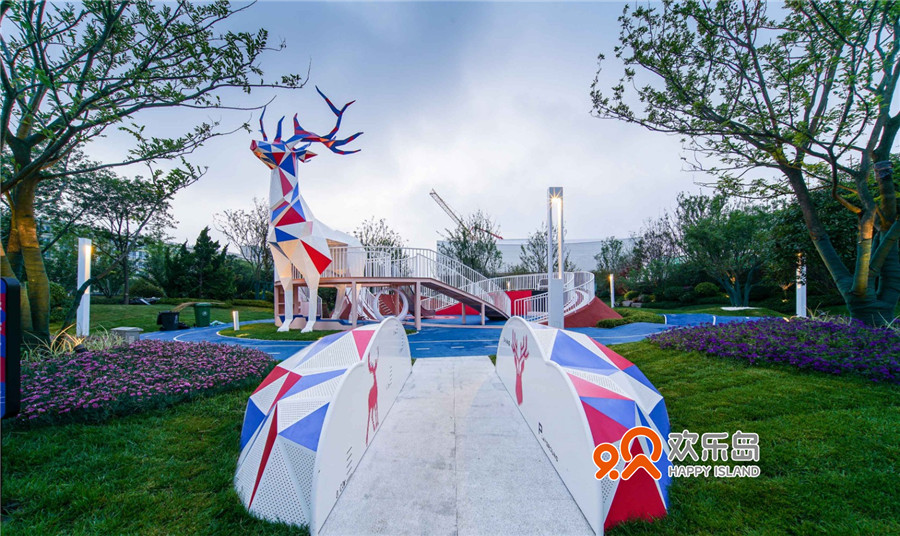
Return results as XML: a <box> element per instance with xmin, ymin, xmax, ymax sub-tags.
<box><xmin>303</xmin><ymin>276</ymin><xmax>320</xmax><ymax>333</ymax></box>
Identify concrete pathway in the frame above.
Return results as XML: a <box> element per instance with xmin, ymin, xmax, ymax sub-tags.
<box><xmin>319</xmin><ymin>356</ymin><xmax>594</xmax><ymax>536</ymax></box>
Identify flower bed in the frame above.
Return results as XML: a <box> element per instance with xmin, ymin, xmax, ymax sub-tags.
<box><xmin>648</xmin><ymin>318</ymin><xmax>900</xmax><ymax>383</ymax></box>
<box><xmin>18</xmin><ymin>340</ymin><xmax>274</xmax><ymax>424</ymax></box>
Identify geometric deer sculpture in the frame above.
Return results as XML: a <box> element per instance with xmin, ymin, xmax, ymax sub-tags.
<box><xmin>250</xmin><ymin>87</ymin><xmax>363</xmax><ymax>332</ymax></box>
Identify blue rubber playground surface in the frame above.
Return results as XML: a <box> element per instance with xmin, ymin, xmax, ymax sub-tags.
<box><xmin>143</xmin><ymin>314</ymin><xmax>761</xmax><ymax>360</ymax></box>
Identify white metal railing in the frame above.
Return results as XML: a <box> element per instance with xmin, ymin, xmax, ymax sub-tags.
<box><xmin>287</xmin><ymin>246</ymin><xmax>511</xmax><ymax>316</ymax></box>
<box><xmin>511</xmin><ymin>271</ymin><xmax>595</xmax><ymax>323</ymax></box>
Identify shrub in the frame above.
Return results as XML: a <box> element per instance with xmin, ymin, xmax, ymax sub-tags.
<box><xmin>129</xmin><ymin>279</ymin><xmax>165</xmax><ymax>298</ymax></box>
<box><xmin>16</xmin><ymin>340</ymin><xmax>274</xmax><ymax>425</ymax></box>
<box><xmin>694</xmin><ymin>282</ymin><xmax>720</xmax><ymax>297</ymax></box>
<box><xmin>624</xmin><ymin>290</ymin><xmax>640</xmax><ymax>301</ymax></box>
<box><xmin>749</xmin><ymin>283</ymin><xmax>780</xmax><ymax>301</ymax></box>
<box><xmin>231</xmin><ymin>298</ymin><xmax>274</xmax><ymax>309</ymax></box>
<box><xmin>49</xmin><ymin>281</ymin><xmax>69</xmax><ymax>309</ymax></box>
<box><xmin>646</xmin><ymin>301</ymin><xmax>682</xmax><ymax>310</ymax></box>
<box><xmin>679</xmin><ymin>291</ymin><xmax>698</xmax><ymax>304</ymax></box>
<box><xmin>697</xmin><ymin>296</ymin><xmax>731</xmax><ymax>305</ymax></box>
<box><xmin>659</xmin><ymin>287</ymin><xmax>685</xmax><ymax>301</ymax></box>
<box><xmin>648</xmin><ymin>318</ymin><xmax>900</xmax><ymax>383</ymax></box>
<box><xmin>597</xmin><ymin>309</ymin><xmax>665</xmax><ymax>328</ymax></box>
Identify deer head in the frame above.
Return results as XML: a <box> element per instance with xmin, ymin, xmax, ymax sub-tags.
<box><xmin>250</xmin><ymin>86</ymin><xmax>363</xmax><ymax>169</ymax></box>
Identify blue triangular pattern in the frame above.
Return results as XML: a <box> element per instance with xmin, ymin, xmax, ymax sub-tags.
<box><xmin>291</xmin><ymin>197</ymin><xmax>304</xmax><ymax>218</ymax></box>
<box><xmin>623</xmin><ymin>365</ymin><xmax>660</xmax><ymax>394</ymax></box>
<box><xmin>279</xmin><ymin>403</ymin><xmax>329</xmax><ymax>451</ymax></box>
<box><xmin>649</xmin><ymin>400</ymin><xmax>671</xmax><ymax>440</ymax></box>
<box><xmin>297</xmin><ymin>332</ymin><xmax>350</xmax><ymax>365</ymax></box>
<box><xmin>240</xmin><ymin>400</ymin><xmax>266</xmax><ymax>450</ymax></box>
<box><xmin>549</xmin><ymin>332</ymin><xmax>619</xmax><ymax>372</ymax></box>
<box><xmin>654</xmin><ymin>456</ymin><xmax>672</xmax><ymax>508</ymax></box>
<box><xmin>291</xmin><ymin>184</ymin><xmax>300</xmax><ymax>202</ymax></box>
<box><xmin>271</xmin><ymin>203</ymin><xmax>289</xmax><ymax>223</ymax></box>
<box><xmin>279</xmin><ymin>153</ymin><xmax>295</xmax><ymax>176</ymax></box>
<box><xmin>563</xmin><ymin>365</ymin><xmax>620</xmax><ymax>377</ymax></box>
<box><xmin>282</xmin><ymin>369</ymin><xmax>346</xmax><ymax>399</ymax></box>
<box><xmin>275</xmin><ymin>227</ymin><xmax>295</xmax><ymax>242</ymax></box>
<box><xmin>580</xmin><ymin>396</ymin><xmax>637</xmax><ymax>430</ymax></box>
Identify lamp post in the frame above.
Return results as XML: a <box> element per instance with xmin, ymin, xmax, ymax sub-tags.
<box><xmin>796</xmin><ymin>253</ymin><xmax>807</xmax><ymax>318</ymax></box>
<box><xmin>76</xmin><ymin>238</ymin><xmax>92</xmax><ymax>336</ymax></box>
<box><xmin>547</xmin><ymin>187</ymin><xmax>564</xmax><ymax>328</ymax></box>
<box><xmin>609</xmin><ymin>274</ymin><xmax>615</xmax><ymax>309</ymax></box>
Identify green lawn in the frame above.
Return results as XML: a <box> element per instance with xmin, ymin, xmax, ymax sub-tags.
<box><xmin>217</xmin><ymin>323</ymin><xmax>417</xmax><ymax>341</ymax></box>
<box><xmin>50</xmin><ymin>304</ymin><xmax>275</xmax><ymax>334</ymax></box>
<box><xmin>218</xmin><ymin>323</ymin><xmax>341</xmax><ymax>341</ymax></box>
<box><xmin>2</xmin><ymin>342</ymin><xmax>897</xmax><ymax>534</ymax></box>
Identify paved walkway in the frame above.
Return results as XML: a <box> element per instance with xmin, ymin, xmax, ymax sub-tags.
<box><xmin>319</xmin><ymin>356</ymin><xmax>593</xmax><ymax>536</ymax></box>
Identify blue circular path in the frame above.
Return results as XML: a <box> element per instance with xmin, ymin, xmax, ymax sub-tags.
<box><xmin>143</xmin><ymin>314</ymin><xmax>760</xmax><ymax>360</ymax></box>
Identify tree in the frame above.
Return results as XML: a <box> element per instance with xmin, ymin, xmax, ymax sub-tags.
<box><xmin>438</xmin><ymin>210</ymin><xmax>503</xmax><ymax>276</ymax></box>
<box><xmin>592</xmin><ymin>0</ymin><xmax>900</xmax><ymax>325</ymax></box>
<box><xmin>628</xmin><ymin>216</ymin><xmax>681</xmax><ymax>291</ymax></box>
<box><xmin>516</xmin><ymin>226</ymin><xmax>575</xmax><ymax>273</ymax></box>
<box><xmin>1</xmin><ymin>1</ymin><xmax>304</xmax><ymax>339</ymax></box>
<box><xmin>190</xmin><ymin>227</ymin><xmax>235</xmax><ymax>300</ymax></box>
<box><xmin>84</xmin><ymin>167</ymin><xmax>192</xmax><ymax>304</ymax></box>
<box><xmin>594</xmin><ymin>237</ymin><xmax>631</xmax><ymax>276</ymax></box>
<box><xmin>353</xmin><ymin>217</ymin><xmax>406</xmax><ymax>249</ymax></box>
<box><xmin>681</xmin><ymin>202</ymin><xmax>770</xmax><ymax>306</ymax></box>
<box><xmin>214</xmin><ymin>198</ymin><xmax>272</xmax><ymax>300</ymax></box>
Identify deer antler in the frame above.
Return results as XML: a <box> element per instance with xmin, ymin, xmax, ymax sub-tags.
<box><xmin>258</xmin><ymin>107</ymin><xmax>268</xmax><ymax>141</ymax></box>
<box><xmin>286</xmin><ymin>86</ymin><xmax>363</xmax><ymax>154</ymax></box>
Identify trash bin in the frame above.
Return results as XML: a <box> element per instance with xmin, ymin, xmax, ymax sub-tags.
<box><xmin>194</xmin><ymin>302</ymin><xmax>212</xmax><ymax>327</ymax></box>
<box><xmin>157</xmin><ymin>311</ymin><xmax>180</xmax><ymax>331</ymax></box>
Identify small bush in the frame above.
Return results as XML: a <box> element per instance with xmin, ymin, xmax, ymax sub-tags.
<box><xmin>231</xmin><ymin>298</ymin><xmax>274</xmax><ymax>309</ymax></box>
<box><xmin>659</xmin><ymin>287</ymin><xmax>685</xmax><ymax>301</ymax></box>
<box><xmin>679</xmin><ymin>291</ymin><xmax>698</xmax><ymax>304</ymax></box>
<box><xmin>697</xmin><ymin>296</ymin><xmax>731</xmax><ymax>305</ymax></box>
<box><xmin>694</xmin><ymin>282</ymin><xmax>720</xmax><ymax>297</ymax></box>
<box><xmin>49</xmin><ymin>307</ymin><xmax>66</xmax><ymax>323</ymax></box>
<box><xmin>597</xmin><ymin>309</ymin><xmax>665</xmax><ymax>328</ymax></box>
<box><xmin>624</xmin><ymin>290</ymin><xmax>640</xmax><ymax>301</ymax></box>
<box><xmin>49</xmin><ymin>281</ymin><xmax>69</xmax><ymax>309</ymax></box>
<box><xmin>646</xmin><ymin>301</ymin><xmax>682</xmax><ymax>310</ymax></box>
<box><xmin>129</xmin><ymin>279</ymin><xmax>165</xmax><ymax>298</ymax></box>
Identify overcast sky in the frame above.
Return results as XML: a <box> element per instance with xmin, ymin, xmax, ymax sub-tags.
<box><xmin>91</xmin><ymin>1</ymin><xmax>712</xmax><ymax>250</ymax></box>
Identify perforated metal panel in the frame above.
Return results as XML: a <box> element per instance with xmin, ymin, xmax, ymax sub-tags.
<box><xmin>281</xmin><ymin>440</ymin><xmax>317</xmax><ymax>514</ymax></box>
<box><xmin>566</xmin><ymin>368</ymin><xmax>630</xmax><ymax>397</ymax></box>
<box><xmin>251</xmin><ymin>440</ymin><xmax>309</xmax><ymax>526</ymax></box>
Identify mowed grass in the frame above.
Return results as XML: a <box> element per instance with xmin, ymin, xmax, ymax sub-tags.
<box><xmin>2</xmin><ymin>342</ymin><xmax>898</xmax><ymax>534</ymax></box>
<box><xmin>217</xmin><ymin>323</ymin><xmax>416</xmax><ymax>341</ymax></box>
<box><xmin>49</xmin><ymin>304</ymin><xmax>274</xmax><ymax>334</ymax></box>
<box><xmin>1</xmin><ymin>385</ymin><xmax>303</xmax><ymax>536</ymax></box>
<box><xmin>611</xmin><ymin>342</ymin><xmax>900</xmax><ymax>535</ymax></box>
<box><xmin>217</xmin><ymin>322</ymin><xmax>341</xmax><ymax>341</ymax></box>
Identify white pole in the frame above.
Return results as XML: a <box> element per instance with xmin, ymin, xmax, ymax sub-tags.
<box><xmin>232</xmin><ymin>310</ymin><xmax>240</xmax><ymax>331</ymax></box>
<box><xmin>547</xmin><ymin>189</ymin><xmax>553</xmax><ymax>287</ymax></box>
<box><xmin>76</xmin><ymin>238</ymin><xmax>92</xmax><ymax>337</ymax></box>
<box><xmin>796</xmin><ymin>253</ymin><xmax>807</xmax><ymax>317</ymax></box>
<box><xmin>610</xmin><ymin>274</ymin><xmax>615</xmax><ymax>309</ymax></box>
<box><xmin>557</xmin><ymin>189</ymin><xmax>564</xmax><ymax>279</ymax></box>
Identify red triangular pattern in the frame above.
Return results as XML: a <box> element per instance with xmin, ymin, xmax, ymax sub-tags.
<box><xmin>581</xmin><ymin>400</ymin><xmax>629</xmax><ymax>445</ymax></box>
<box><xmin>568</xmin><ymin>373</ymin><xmax>630</xmax><ymax>400</ymax></box>
<box><xmin>252</xmin><ymin>366</ymin><xmax>288</xmax><ymax>395</ymax></box>
<box><xmin>280</xmin><ymin>171</ymin><xmax>292</xmax><ymax>196</ymax></box>
<box><xmin>249</xmin><ymin>407</ymin><xmax>279</xmax><ymax>508</ymax></box>
<box><xmin>604</xmin><ymin>450</ymin><xmax>667</xmax><ymax>529</ymax></box>
<box><xmin>351</xmin><ymin>330</ymin><xmax>375</xmax><ymax>359</ymax></box>
<box><xmin>271</xmin><ymin>151</ymin><xmax>285</xmax><ymax>165</ymax></box>
<box><xmin>276</xmin><ymin>206</ymin><xmax>304</xmax><ymax>226</ymax></box>
<box><xmin>302</xmin><ymin>241</ymin><xmax>332</xmax><ymax>274</ymax></box>
<box><xmin>591</xmin><ymin>338</ymin><xmax>634</xmax><ymax>370</ymax></box>
<box><xmin>270</xmin><ymin>372</ymin><xmax>303</xmax><ymax>410</ymax></box>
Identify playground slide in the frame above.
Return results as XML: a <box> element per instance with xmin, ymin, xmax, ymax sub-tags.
<box><xmin>234</xmin><ymin>318</ymin><xmax>412</xmax><ymax>534</ymax></box>
<box><xmin>495</xmin><ymin>317</ymin><xmax>671</xmax><ymax>535</ymax></box>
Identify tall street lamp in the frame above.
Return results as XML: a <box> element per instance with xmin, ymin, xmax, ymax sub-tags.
<box><xmin>547</xmin><ymin>187</ymin><xmax>564</xmax><ymax>328</ymax></box>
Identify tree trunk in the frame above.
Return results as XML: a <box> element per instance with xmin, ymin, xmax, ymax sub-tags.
<box><xmin>0</xmin><ymin>240</ymin><xmax>33</xmax><ymax>332</ymax></box>
<box><xmin>10</xmin><ymin>179</ymin><xmax>50</xmax><ymax>341</ymax></box>
<box><xmin>122</xmin><ymin>257</ymin><xmax>130</xmax><ymax>305</ymax></box>
<box><xmin>846</xmin><ymin>241</ymin><xmax>900</xmax><ymax>326</ymax></box>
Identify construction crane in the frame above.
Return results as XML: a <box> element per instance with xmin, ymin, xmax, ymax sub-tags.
<box><xmin>429</xmin><ymin>189</ymin><xmax>504</xmax><ymax>240</ymax></box>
